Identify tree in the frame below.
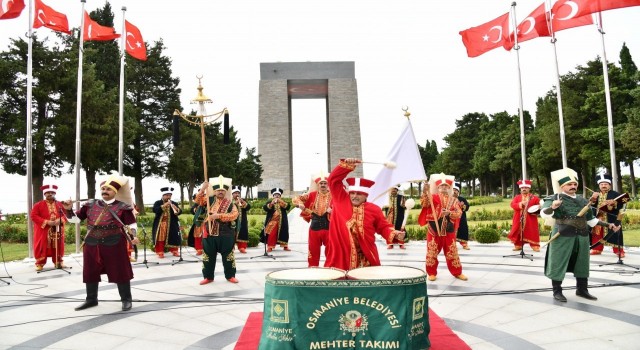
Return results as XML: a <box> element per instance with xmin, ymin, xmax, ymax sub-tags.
<box><xmin>236</xmin><ymin>147</ymin><xmax>264</xmax><ymax>199</ymax></box>
<box><xmin>0</xmin><ymin>35</ymin><xmax>67</xmax><ymax>201</ymax></box>
<box><xmin>440</xmin><ymin>112</ymin><xmax>488</xmax><ymax>193</ymax></box>
<box><xmin>417</xmin><ymin>140</ymin><xmax>439</xmax><ymax>194</ymax></box>
<box><xmin>123</xmin><ymin>39</ymin><xmax>182</xmax><ymax>213</ymax></box>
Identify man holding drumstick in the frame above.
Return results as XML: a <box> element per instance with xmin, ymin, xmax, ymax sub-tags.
<box><xmin>508</xmin><ymin>179</ymin><xmax>541</xmax><ymax>252</ymax></box>
<box><xmin>324</xmin><ymin>158</ymin><xmax>404</xmax><ymax>271</ymax></box>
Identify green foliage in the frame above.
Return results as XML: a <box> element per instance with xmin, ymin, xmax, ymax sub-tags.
<box><xmin>472</xmin><ymin>227</ymin><xmax>501</xmax><ymax>244</ymax></box>
<box><xmin>467</xmin><ymin>208</ymin><xmax>512</xmax><ymax>221</ymax></box>
<box><xmin>404</xmin><ymin>225</ymin><xmax>425</xmax><ymax>241</ymax></box>
<box><xmin>248</xmin><ymin>227</ymin><xmax>262</xmax><ymax>247</ymax></box>
<box><xmin>0</xmin><ymin>224</ymin><xmax>25</xmax><ymax>243</ymax></box>
<box><xmin>627</xmin><ymin>201</ymin><xmax>640</xmax><ymax>210</ymax></box>
<box><xmin>467</xmin><ymin>196</ymin><xmax>504</xmax><ymax>206</ymax></box>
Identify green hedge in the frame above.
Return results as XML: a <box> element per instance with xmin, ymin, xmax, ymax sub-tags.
<box><xmin>472</xmin><ymin>227</ymin><xmax>501</xmax><ymax>243</ymax></box>
<box><xmin>467</xmin><ymin>196</ymin><xmax>505</xmax><ymax>206</ymax></box>
<box><xmin>467</xmin><ymin>208</ymin><xmax>513</xmax><ymax>221</ymax></box>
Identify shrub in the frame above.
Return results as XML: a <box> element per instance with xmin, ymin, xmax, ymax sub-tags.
<box><xmin>472</xmin><ymin>227</ymin><xmax>501</xmax><ymax>244</ymax></box>
<box><xmin>467</xmin><ymin>208</ymin><xmax>512</xmax><ymax>221</ymax></box>
<box><xmin>0</xmin><ymin>224</ymin><xmax>26</xmax><ymax>242</ymax></box>
<box><xmin>404</xmin><ymin>225</ymin><xmax>425</xmax><ymax>241</ymax></box>
<box><xmin>467</xmin><ymin>196</ymin><xmax>504</xmax><ymax>206</ymax></box>
<box><xmin>248</xmin><ymin>226</ymin><xmax>263</xmax><ymax>247</ymax></box>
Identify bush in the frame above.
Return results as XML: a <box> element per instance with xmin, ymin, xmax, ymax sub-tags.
<box><xmin>248</xmin><ymin>226</ymin><xmax>263</xmax><ymax>247</ymax></box>
<box><xmin>0</xmin><ymin>224</ymin><xmax>26</xmax><ymax>242</ymax></box>
<box><xmin>404</xmin><ymin>225</ymin><xmax>425</xmax><ymax>241</ymax></box>
<box><xmin>467</xmin><ymin>196</ymin><xmax>504</xmax><ymax>206</ymax></box>
<box><xmin>467</xmin><ymin>208</ymin><xmax>512</xmax><ymax>221</ymax></box>
<box><xmin>472</xmin><ymin>227</ymin><xmax>501</xmax><ymax>243</ymax></box>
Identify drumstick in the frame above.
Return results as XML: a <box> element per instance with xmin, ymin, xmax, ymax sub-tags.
<box><xmin>361</xmin><ymin>161</ymin><xmax>397</xmax><ymax>169</ymax></box>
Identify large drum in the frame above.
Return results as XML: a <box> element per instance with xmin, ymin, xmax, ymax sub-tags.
<box><xmin>260</xmin><ymin>266</ymin><xmax>430</xmax><ymax>350</ymax></box>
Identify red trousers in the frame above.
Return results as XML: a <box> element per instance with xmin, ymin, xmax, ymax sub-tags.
<box><xmin>267</xmin><ymin>225</ymin><xmax>287</xmax><ymax>248</ymax></box>
<box><xmin>425</xmin><ymin>231</ymin><xmax>463</xmax><ymax>277</ymax></box>
<box><xmin>308</xmin><ymin>228</ymin><xmax>329</xmax><ymax>267</ymax></box>
<box><xmin>155</xmin><ymin>241</ymin><xmax>178</xmax><ymax>254</ymax></box>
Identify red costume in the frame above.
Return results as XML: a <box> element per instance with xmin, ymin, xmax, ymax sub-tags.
<box><xmin>508</xmin><ymin>193</ymin><xmax>541</xmax><ymax>250</ymax></box>
<box><xmin>293</xmin><ymin>189</ymin><xmax>332</xmax><ymax>266</ymax></box>
<box><xmin>324</xmin><ymin>160</ymin><xmax>398</xmax><ymax>271</ymax></box>
<box><xmin>31</xmin><ymin>196</ymin><xmax>67</xmax><ymax>269</ymax></box>
<box><xmin>418</xmin><ymin>174</ymin><xmax>464</xmax><ymax>279</ymax></box>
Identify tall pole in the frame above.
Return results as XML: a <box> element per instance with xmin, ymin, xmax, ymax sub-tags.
<box><xmin>550</xmin><ymin>42</ymin><xmax>568</xmax><ymax>168</ymax></box>
<box><xmin>546</xmin><ymin>0</ymin><xmax>568</xmax><ymax>169</ymax></box>
<box><xmin>74</xmin><ymin>0</ymin><xmax>87</xmax><ymax>253</ymax></box>
<box><xmin>118</xmin><ymin>6</ymin><xmax>127</xmax><ymax>175</ymax></box>
<box><xmin>596</xmin><ymin>13</ymin><xmax>620</xmax><ymax>191</ymax></box>
<box><xmin>26</xmin><ymin>0</ymin><xmax>34</xmax><ymax>258</ymax></box>
<box><xmin>511</xmin><ymin>2</ymin><xmax>528</xmax><ymax>180</ymax></box>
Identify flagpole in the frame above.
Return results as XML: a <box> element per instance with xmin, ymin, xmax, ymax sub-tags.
<box><xmin>596</xmin><ymin>13</ymin><xmax>620</xmax><ymax>192</ymax></box>
<box><xmin>118</xmin><ymin>6</ymin><xmax>126</xmax><ymax>175</ymax></box>
<box><xmin>74</xmin><ymin>0</ymin><xmax>87</xmax><ymax>253</ymax></box>
<box><xmin>549</xmin><ymin>46</ymin><xmax>570</xmax><ymax>169</ymax></box>
<box><xmin>545</xmin><ymin>0</ymin><xmax>569</xmax><ymax>168</ymax></box>
<box><xmin>511</xmin><ymin>2</ymin><xmax>528</xmax><ymax>181</ymax></box>
<box><xmin>26</xmin><ymin>0</ymin><xmax>35</xmax><ymax>258</ymax></box>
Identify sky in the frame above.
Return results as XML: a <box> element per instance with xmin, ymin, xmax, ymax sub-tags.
<box><xmin>1</xmin><ymin>0</ymin><xmax>639</xmax><ymax>214</ymax></box>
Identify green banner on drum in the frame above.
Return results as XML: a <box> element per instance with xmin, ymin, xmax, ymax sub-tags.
<box><xmin>259</xmin><ymin>266</ymin><xmax>430</xmax><ymax>350</ymax></box>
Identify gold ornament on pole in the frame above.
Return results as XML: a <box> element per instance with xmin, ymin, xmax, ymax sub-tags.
<box><xmin>173</xmin><ymin>76</ymin><xmax>228</xmax><ymax>233</ymax></box>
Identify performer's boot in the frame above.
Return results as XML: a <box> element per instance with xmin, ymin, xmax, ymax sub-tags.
<box><xmin>576</xmin><ymin>278</ymin><xmax>597</xmax><ymax>300</ymax></box>
<box><xmin>117</xmin><ymin>282</ymin><xmax>133</xmax><ymax>311</ymax></box>
<box><xmin>552</xmin><ymin>280</ymin><xmax>567</xmax><ymax>302</ymax></box>
<box><xmin>75</xmin><ymin>283</ymin><xmax>99</xmax><ymax>311</ymax></box>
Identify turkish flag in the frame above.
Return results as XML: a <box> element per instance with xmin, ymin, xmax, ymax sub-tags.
<box><xmin>33</xmin><ymin>0</ymin><xmax>71</xmax><ymax>34</ymax></box>
<box><xmin>552</xmin><ymin>0</ymin><xmax>640</xmax><ymax>19</ymax></box>
<box><xmin>514</xmin><ymin>3</ymin><xmax>551</xmax><ymax>45</ymax></box>
<box><xmin>459</xmin><ymin>12</ymin><xmax>511</xmax><ymax>58</ymax></box>
<box><xmin>83</xmin><ymin>11</ymin><xmax>120</xmax><ymax>41</ymax></box>
<box><xmin>552</xmin><ymin>11</ymin><xmax>593</xmax><ymax>32</ymax></box>
<box><xmin>0</xmin><ymin>0</ymin><xmax>25</xmax><ymax>20</ymax></box>
<box><xmin>124</xmin><ymin>20</ymin><xmax>147</xmax><ymax>61</ymax></box>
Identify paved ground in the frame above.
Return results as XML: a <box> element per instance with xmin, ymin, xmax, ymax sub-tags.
<box><xmin>0</xmin><ymin>234</ymin><xmax>639</xmax><ymax>350</ymax></box>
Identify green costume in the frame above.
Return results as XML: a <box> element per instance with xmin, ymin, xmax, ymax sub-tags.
<box><xmin>542</xmin><ymin>194</ymin><xmax>595</xmax><ymax>281</ymax></box>
<box><xmin>201</xmin><ymin>197</ymin><xmax>239</xmax><ymax>281</ymax></box>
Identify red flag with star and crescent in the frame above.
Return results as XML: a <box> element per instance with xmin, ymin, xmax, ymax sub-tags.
<box><xmin>552</xmin><ymin>0</ymin><xmax>640</xmax><ymax>19</ymax></box>
<box><xmin>513</xmin><ymin>3</ymin><xmax>551</xmax><ymax>44</ymax></box>
<box><xmin>459</xmin><ymin>12</ymin><xmax>510</xmax><ymax>58</ymax></box>
<box><xmin>0</xmin><ymin>0</ymin><xmax>25</xmax><ymax>20</ymax></box>
<box><xmin>509</xmin><ymin>2</ymin><xmax>593</xmax><ymax>46</ymax></box>
<box><xmin>83</xmin><ymin>11</ymin><xmax>120</xmax><ymax>41</ymax></box>
<box><xmin>33</xmin><ymin>0</ymin><xmax>71</xmax><ymax>34</ymax></box>
<box><xmin>124</xmin><ymin>20</ymin><xmax>147</xmax><ymax>61</ymax></box>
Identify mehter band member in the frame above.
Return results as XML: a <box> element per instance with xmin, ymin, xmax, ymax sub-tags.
<box><xmin>541</xmin><ymin>168</ymin><xmax>620</xmax><ymax>302</ymax></box>
<box><xmin>63</xmin><ymin>173</ymin><xmax>139</xmax><ymax>311</ymax></box>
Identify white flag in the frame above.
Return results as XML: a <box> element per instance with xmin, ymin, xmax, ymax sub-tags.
<box><xmin>368</xmin><ymin>118</ymin><xmax>428</xmax><ymax>207</ymax></box>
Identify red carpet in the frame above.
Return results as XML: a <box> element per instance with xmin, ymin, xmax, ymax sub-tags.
<box><xmin>234</xmin><ymin>309</ymin><xmax>470</xmax><ymax>350</ymax></box>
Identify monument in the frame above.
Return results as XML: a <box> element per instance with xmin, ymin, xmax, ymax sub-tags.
<box><xmin>258</xmin><ymin>61</ymin><xmax>363</xmax><ymax>196</ymax></box>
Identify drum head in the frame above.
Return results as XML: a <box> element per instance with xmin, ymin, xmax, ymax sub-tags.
<box><xmin>527</xmin><ymin>204</ymin><xmax>541</xmax><ymax>214</ymax></box>
<box><xmin>267</xmin><ymin>267</ymin><xmax>346</xmax><ymax>281</ymax></box>
<box><xmin>346</xmin><ymin>265</ymin><xmax>425</xmax><ymax>280</ymax></box>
